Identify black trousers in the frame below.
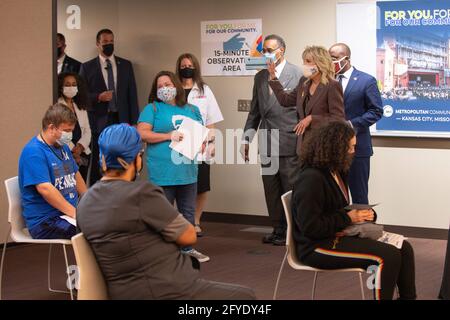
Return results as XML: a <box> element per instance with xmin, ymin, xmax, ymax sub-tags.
<box><xmin>302</xmin><ymin>236</ymin><xmax>416</xmax><ymax>300</ymax></box>
<box><xmin>439</xmin><ymin>228</ymin><xmax>450</xmax><ymax>299</ymax></box>
<box><xmin>89</xmin><ymin>112</ymin><xmax>120</xmax><ymax>186</ymax></box>
<box><xmin>261</xmin><ymin>156</ymin><xmax>299</xmax><ymax>236</ymax></box>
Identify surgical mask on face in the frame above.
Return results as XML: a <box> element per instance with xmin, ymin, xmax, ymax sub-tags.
<box><xmin>180</xmin><ymin>68</ymin><xmax>195</xmax><ymax>79</ymax></box>
<box><xmin>333</xmin><ymin>56</ymin><xmax>348</xmax><ymax>74</ymax></box>
<box><xmin>63</xmin><ymin>86</ymin><xmax>78</xmax><ymax>99</ymax></box>
<box><xmin>56</xmin><ymin>130</ymin><xmax>73</xmax><ymax>146</ymax></box>
<box><xmin>302</xmin><ymin>64</ymin><xmax>319</xmax><ymax>78</ymax></box>
<box><xmin>102</xmin><ymin>44</ymin><xmax>114</xmax><ymax>57</ymax></box>
<box><xmin>157</xmin><ymin>86</ymin><xmax>177</xmax><ymax>103</ymax></box>
<box><xmin>57</xmin><ymin>46</ymin><xmax>64</xmax><ymax>57</ymax></box>
<box><xmin>264</xmin><ymin>52</ymin><xmax>277</xmax><ymax>63</ymax></box>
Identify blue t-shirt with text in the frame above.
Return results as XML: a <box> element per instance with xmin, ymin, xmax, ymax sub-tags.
<box><xmin>18</xmin><ymin>137</ymin><xmax>79</xmax><ymax>230</ymax></box>
<box><xmin>138</xmin><ymin>101</ymin><xmax>203</xmax><ymax>186</ymax></box>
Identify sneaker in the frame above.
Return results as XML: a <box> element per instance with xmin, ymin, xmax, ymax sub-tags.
<box><xmin>184</xmin><ymin>249</ymin><xmax>210</xmax><ymax>263</ymax></box>
<box><xmin>195</xmin><ymin>224</ymin><xmax>204</xmax><ymax>237</ymax></box>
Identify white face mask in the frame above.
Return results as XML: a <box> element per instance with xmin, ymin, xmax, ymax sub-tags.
<box><xmin>157</xmin><ymin>86</ymin><xmax>177</xmax><ymax>103</ymax></box>
<box><xmin>302</xmin><ymin>64</ymin><xmax>319</xmax><ymax>78</ymax></box>
<box><xmin>63</xmin><ymin>86</ymin><xmax>78</xmax><ymax>99</ymax></box>
<box><xmin>56</xmin><ymin>130</ymin><xmax>73</xmax><ymax>146</ymax></box>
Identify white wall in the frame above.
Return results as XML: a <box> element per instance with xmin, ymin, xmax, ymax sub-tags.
<box><xmin>56</xmin><ymin>0</ymin><xmax>450</xmax><ymax>229</ymax></box>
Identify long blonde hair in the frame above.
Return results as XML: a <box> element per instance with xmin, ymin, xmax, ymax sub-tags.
<box><xmin>302</xmin><ymin>46</ymin><xmax>335</xmax><ymax>85</ymax></box>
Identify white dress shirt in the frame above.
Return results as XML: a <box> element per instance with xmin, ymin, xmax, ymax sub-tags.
<box><xmin>340</xmin><ymin>66</ymin><xmax>354</xmax><ymax>93</ymax></box>
<box><xmin>275</xmin><ymin>59</ymin><xmax>287</xmax><ymax>79</ymax></box>
<box><xmin>57</xmin><ymin>54</ymin><xmax>66</xmax><ymax>75</ymax></box>
<box><xmin>99</xmin><ymin>54</ymin><xmax>118</xmax><ymax>91</ymax></box>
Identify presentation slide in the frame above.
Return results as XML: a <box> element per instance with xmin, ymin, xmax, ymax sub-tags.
<box><xmin>337</xmin><ymin>0</ymin><xmax>450</xmax><ymax>138</ymax></box>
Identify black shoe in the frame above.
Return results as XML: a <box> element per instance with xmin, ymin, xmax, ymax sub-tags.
<box><xmin>272</xmin><ymin>234</ymin><xmax>286</xmax><ymax>246</ymax></box>
<box><xmin>262</xmin><ymin>233</ymin><xmax>276</xmax><ymax>244</ymax></box>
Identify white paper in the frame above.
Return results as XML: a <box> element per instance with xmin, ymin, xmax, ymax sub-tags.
<box><xmin>345</xmin><ymin>203</ymin><xmax>379</xmax><ymax>210</ymax></box>
<box><xmin>378</xmin><ymin>232</ymin><xmax>406</xmax><ymax>249</ymax></box>
<box><xmin>169</xmin><ymin>118</ymin><xmax>209</xmax><ymax>161</ymax></box>
<box><xmin>60</xmin><ymin>215</ymin><xmax>76</xmax><ymax>226</ymax></box>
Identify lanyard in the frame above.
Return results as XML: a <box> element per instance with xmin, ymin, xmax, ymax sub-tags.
<box><xmin>40</xmin><ymin>133</ymin><xmax>65</xmax><ymax>162</ymax></box>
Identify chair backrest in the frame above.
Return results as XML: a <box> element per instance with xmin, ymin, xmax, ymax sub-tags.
<box><xmin>4</xmin><ymin>176</ymin><xmax>27</xmax><ymax>236</ymax></box>
<box><xmin>71</xmin><ymin>233</ymin><xmax>109</xmax><ymax>300</ymax></box>
<box><xmin>280</xmin><ymin>190</ymin><xmax>303</xmax><ymax>266</ymax></box>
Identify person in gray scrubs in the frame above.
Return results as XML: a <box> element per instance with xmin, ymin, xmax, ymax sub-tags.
<box><xmin>76</xmin><ymin>124</ymin><xmax>255</xmax><ymax>300</ymax></box>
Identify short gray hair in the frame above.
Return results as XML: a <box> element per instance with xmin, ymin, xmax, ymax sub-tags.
<box><xmin>264</xmin><ymin>34</ymin><xmax>286</xmax><ymax>52</ymax></box>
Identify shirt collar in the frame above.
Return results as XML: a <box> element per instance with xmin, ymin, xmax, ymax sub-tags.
<box><xmin>275</xmin><ymin>59</ymin><xmax>287</xmax><ymax>77</ymax></box>
<box><xmin>191</xmin><ymin>82</ymin><xmax>200</xmax><ymax>91</ymax></box>
<box><xmin>57</xmin><ymin>97</ymin><xmax>66</xmax><ymax>105</ymax></box>
<box><xmin>99</xmin><ymin>54</ymin><xmax>115</xmax><ymax>65</ymax></box>
<box><xmin>57</xmin><ymin>54</ymin><xmax>66</xmax><ymax>64</ymax></box>
<box><xmin>341</xmin><ymin>66</ymin><xmax>354</xmax><ymax>79</ymax></box>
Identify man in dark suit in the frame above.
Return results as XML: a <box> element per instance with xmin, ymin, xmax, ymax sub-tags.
<box><xmin>80</xmin><ymin>28</ymin><xmax>139</xmax><ymax>185</ymax></box>
<box><xmin>56</xmin><ymin>33</ymin><xmax>81</xmax><ymax>74</ymax></box>
<box><xmin>329</xmin><ymin>43</ymin><xmax>383</xmax><ymax>204</ymax></box>
<box><xmin>242</xmin><ymin>35</ymin><xmax>302</xmax><ymax>246</ymax></box>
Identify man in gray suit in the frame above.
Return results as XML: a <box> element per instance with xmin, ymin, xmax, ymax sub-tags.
<box><xmin>242</xmin><ymin>34</ymin><xmax>302</xmax><ymax>246</ymax></box>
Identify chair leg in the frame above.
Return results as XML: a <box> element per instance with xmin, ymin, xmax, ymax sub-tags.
<box><xmin>0</xmin><ymin>226</ymin><xmax>12</xmax><ymax>300</ymax></box>
<box><xmin>358</xmin><ymin>272</ymin><xmax>365</xmax><ymax>300</ymax></box>
<box><xmin>48</xmin><ymin>244</ymin><xmax>70</xmax><ymax>295</ymax></box>
<box><xmin>273</xmin><ymin>250</ymin><xmax>288</xmax><ymax>300</ymax></box>
<box><xmin>311</xmin><ymin>272</ymin><xmax>319</xmax><ymax>300</ymax></box>
<box><xmin>62</xmin><ymin>245</ymin><xmax>74</xmax><ymax>300</ymax></box>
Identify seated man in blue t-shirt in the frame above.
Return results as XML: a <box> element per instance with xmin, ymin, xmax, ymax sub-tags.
<box><xmin>18</xmin><ymin>103</ymin><xmax>87</xmax><ymax>239</ymax></box>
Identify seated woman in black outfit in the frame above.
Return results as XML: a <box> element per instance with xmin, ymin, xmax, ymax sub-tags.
<box><xmin>292</xmin><ymin>121</ymin><xmax>416</xmax><ymax>300</ymax></box>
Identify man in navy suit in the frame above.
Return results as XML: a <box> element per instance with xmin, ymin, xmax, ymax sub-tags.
<box><xmin>56</xmin><ymin>33</ymin><xmax>81</xmax><ymax>74</ymax></box>
<box><xmin>80</xmin><ymin>28</ymin><xmax>139</xmax><ymax>185</ymax></box>
<box><xmin>329</xmin><ymin>43</ymin><xmax>383</xmax><ymax>204</ymax></box>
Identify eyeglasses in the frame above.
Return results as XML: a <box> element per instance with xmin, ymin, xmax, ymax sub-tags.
<box><xmin>262</xmin><ymin>47</ymin><xmax>280</xmax><ymax>54</ymax></box>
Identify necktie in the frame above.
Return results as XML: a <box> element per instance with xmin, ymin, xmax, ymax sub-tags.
<box><xmin>106</xmin><ymin>59</ymin><xmax>117</xmax><ymax>112</ymax></box>
<box><xmin>338</xmin><ymin>74</ymin><xmax>344</xmax><ymax>85</ymax></box>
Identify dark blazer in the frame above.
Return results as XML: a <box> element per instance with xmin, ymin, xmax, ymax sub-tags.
<box><xmin>344</xmin><ymin>68</ymin><xmax>383</xmax><ymax>157</ymax></box>
<box><xmin>61</xmin><ymin>55</ymin><xmax>82</xmax><ymax>74</ymax></box>
<box><xmin>243</xmin><ymin>62</ymin><xmax>302</xmax><ymax>157</ymax></box>
<box><xmin>291</xmin><ymin>167</ymin><xmax>352</xmax><ymax>261</ymax></box>
<box><xmin>270</xmin><ymin>77</ymin><xmax>345</xmax><ymax>155</ymax></box>
<box><xmin>79</xmin><ymin>56</ymin><xmax>139</xmax><ymax>134</ymax></box>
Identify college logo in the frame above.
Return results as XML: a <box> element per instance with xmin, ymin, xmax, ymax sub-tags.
<box><xmin>383</xmin><ymin>105</ymin><xmax>394</xmax><ymax>118</ymax></box>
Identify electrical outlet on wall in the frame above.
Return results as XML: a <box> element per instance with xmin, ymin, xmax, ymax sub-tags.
<box><xmin>238</xmin><ymin>99</ymin><xmax>252</xmax><ymax>112</ymax></box>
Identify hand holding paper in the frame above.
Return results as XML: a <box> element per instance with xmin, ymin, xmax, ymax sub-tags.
<box><xmin>345</xmin><ymin>203</ymin><xmax>379</xmax><ymax>210</ymax></box>
<box><xmin>169</xmin><ymin>118</ymin><xmax>209</xmax><ymax>161</ymax></box>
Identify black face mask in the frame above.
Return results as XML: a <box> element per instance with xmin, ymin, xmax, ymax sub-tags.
<box><xmin>102</xmin><ymin>44</ymin><xmax>114</xmax><ymax>57</ymax></box>
<box><xmin>57</xmin><ymin>46</ymin><xmax>64</xmax><ymax>57</ymax></box>
<box><xmin>180</xmin><ymin>68</ymin><xmax>195</xmax><ymax>79</ymax></box>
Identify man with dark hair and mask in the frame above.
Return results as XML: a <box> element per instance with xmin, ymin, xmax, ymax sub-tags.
<box><xmin>18</xmin><ymin>104</ymin><xmax>87</xmax><ymax>239</ymax></box>
<box><xmin>56</xmin><ymin>33</ymin><xmax>81</xmax><ymax>74</ymax></box>
<box><xmin>77</xmin><ymin>124</ymin><xmax>256</xmax><ymax>300</ymax></box>
<box><xmin>329</xmin><ymin>43</ymin><xmax>383</xmax><ymax>205</ymax></box>
<box><xmin>80</xmin><ymin>28</ymin><xmax>139</xmax><ymax>186</ymax></box>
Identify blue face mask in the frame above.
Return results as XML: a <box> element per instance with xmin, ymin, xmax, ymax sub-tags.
<box><xmin>264</xmin><ymin>52</ymin><xmax>277</xmax><ymax>63</ymax></box>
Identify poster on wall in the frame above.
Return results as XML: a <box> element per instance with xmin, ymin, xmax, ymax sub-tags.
<box><xmin>201</xmin><ymin>19</ymin><xmax>263</xmax><ymax>76</ymax></box>
<box><xmin>376</xmin><ymin>0</ymin><xmax>450</xmax><ymax>137</ymax></box>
